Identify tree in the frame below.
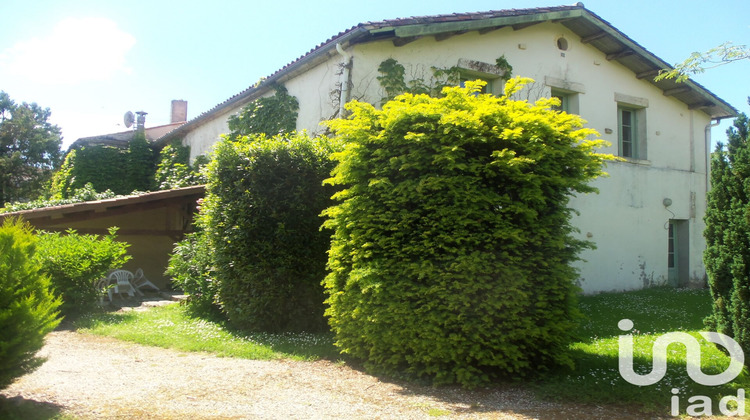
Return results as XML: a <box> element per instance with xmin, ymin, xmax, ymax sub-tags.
<box><xmin>322</xmin><ymin>79</ymin><xmax>612</xmax><ymax>386</ymax></box>
<box><xmin>0</xmin><ymin>218</ymin><xmax>61</xmax><ymax>389</ymax></box>
<box><xmin>656</xmin><ymin>42</ymin><xmax>750</xmax><ymax>82</ymax></box>
<box><xmin>0</xmin><ymin>91</ymin><xmax>63</xmax><ymax>206</ymax></box>
<box><xmin>704</xmin><ymin>111</ymin><xmax>750</xmax><ymax>354</ymax></box>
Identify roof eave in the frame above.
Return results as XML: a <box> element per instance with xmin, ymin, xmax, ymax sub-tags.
<box><xmin>569</xmin><ymin>9</ymin><xmax>737</xmax><ymax>119</ymax></box>
<box><xmin>155</xmin><ymin>5</ymin><xmax>737</xmax><ymax>147</ymax></box>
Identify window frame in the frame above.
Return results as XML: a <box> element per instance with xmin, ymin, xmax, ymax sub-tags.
<box><xmin>614</xmin><ymin>93</ymin><xmax>648</xmax><ymax>161</ymax></box>
<box><xmin>551</xmin><ymin>88</ymin><xmax>572</xmax><ymax>113</ymax></box>
<box><xmin>545</xmin><ymin>77</ymin><xmax>584</xmax><ymax>115</ymax></box>
<box><xmin>455</xmin><ymin>59</ymin><xmax>507</xmax><ymax>96</ymax></box>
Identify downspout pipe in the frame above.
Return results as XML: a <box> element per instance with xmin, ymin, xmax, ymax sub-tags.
<box><xmin>705</xmin><ymin>119</ymin><xmax>720</xmax><ymax>192</ymax></box>
<box><xmin>336</xmin><ymin>43</ymin><xmax>352</xmax><ymax>117</ymax></box>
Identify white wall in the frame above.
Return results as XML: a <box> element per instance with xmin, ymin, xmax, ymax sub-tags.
<box><xmin>183</xmin><ymin>108</ymin><xmax>233</xmax><ymax>161</ymax></box>
<box><xmin>182</xmin><ymin>21</ymin><xmax>713</xmax><ymax>293</ymax></box>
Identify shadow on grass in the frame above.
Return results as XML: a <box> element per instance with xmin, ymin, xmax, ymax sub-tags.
<box><xmin>0</xmin><ymin>395</ymin><xmax>69</xmax><ymax>420</ymax></box>
<box><xmin>185</xmin><ymin>307</ymin><xmax>342</xmax><ymax>361</ymax></box>
<box><xmin>58</xmin><ymin>288</ymin><xmax>734</xmax><ymax>418</ymax></box>
<box><xmin>62</xmin><ymin>308</ymin><xmax>138</xmax><ymax>331</ymax></box>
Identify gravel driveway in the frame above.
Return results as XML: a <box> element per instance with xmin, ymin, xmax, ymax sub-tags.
<box><xmin>1</xmin><ymin>328</ymin><xmax>658</xmax><ymax>419</ymax></box>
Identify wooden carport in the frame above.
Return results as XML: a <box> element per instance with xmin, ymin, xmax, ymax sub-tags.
<box><xmin>0</xmin><ymin>185</ymin><xmax>205</xmax><ymax>289</ymax></box>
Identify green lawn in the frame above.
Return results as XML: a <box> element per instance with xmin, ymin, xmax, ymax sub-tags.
<box><xmin>0</xmin><ymin>397</ymin><xmax>75</xmax><ymax>420</ymax></box>
<box><xmin>537</xmin><ymin>287</ymin><xmax>749</xmax><ymax>415</ymax></box>
<box><xmin>73</xmin><ymin>287</ymin><xmax>749</xmax><ymax>416</ymax></box>
<box><xmin>73</xmin><ymin>304</ymin><xmax>339</xmax><ymax>361</ymax></box>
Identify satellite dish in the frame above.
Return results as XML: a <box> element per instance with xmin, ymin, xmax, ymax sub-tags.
<box><xmin>123</xmin><ymin>111</ymin><xmax>135</xmax><ymax>128</ymax></box>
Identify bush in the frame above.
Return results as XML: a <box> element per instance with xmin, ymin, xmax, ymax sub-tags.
<box><xmin>0</xmin><ymin>218</ymin><xmax>61</xmax><ymax>389</ymax></box>
<box><xmin>322</xmin><ymin>79</ymin><xmax>611</xmax><ymax>386</ymax></box>
<box><xmin>166</xmin><ymin>231</ymin><xmax>219</xmax><ymax>316</ymax></box>
<box><xmin>704</xmin><ymin>113</ymin><xmax>750</xmax><ymax>350</ymax></box>
<box><xmin>35</xmin><ymin>228</ymin><xmax>131</xmax><ymax>315</ymax></box>
<box><xmin>201</xmin><ymin>132</ymin><xmax>341</xmax><ymax>332</ymax></box>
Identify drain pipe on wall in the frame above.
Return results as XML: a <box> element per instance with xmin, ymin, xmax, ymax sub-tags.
<box><xmin>705</xmin><ymin>119</ymin><xmax>720</xmax><ymax>192</ymax></box>
<box><xmin>336</xmin><ymin>43</ymin><xmax>352</xmax><ymax>118</ymax></box>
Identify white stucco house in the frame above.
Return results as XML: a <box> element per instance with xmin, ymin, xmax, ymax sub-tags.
<box><xmin>154</xmin><ymin>3</ymin><xmax>736</xmax><ymax>293</ymax></box>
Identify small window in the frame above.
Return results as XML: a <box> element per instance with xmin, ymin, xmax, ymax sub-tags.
<box><xmin>556</xmin><ymin>37</ymin><xmax>569</xmax><ymax>51</ymax></box>
<box><xmin>551</xmin><ymin>89</ymin><xmax>570</xmax><ymax>113</ymax></box>
<box><xmin>455</xmin><ymin>59</ymin><xmax>506</xmax><ymax>96</ymax></box>
<box><xmin>549</xmin><ymin>88</ymin><xmax>580</xmax><ymax>115</ymax></box>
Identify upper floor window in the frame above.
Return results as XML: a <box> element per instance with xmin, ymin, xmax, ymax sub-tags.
<box><xmin>551</xmin><ymin>89</ymin><xmax>573</xmax><ymax>113</ymax></box>
<box><xmin>545</xmin><ymin>77</ymin><xmax>583</xmax><ymax>115</ymax></box>
<box><xmin>614</xmin><ymin>93</ymin><xmax>648</xmax><ymax>160</ymax></box>
<box><xmin>455</xmin><ymin>58</ymin><xmax>507</xmax><ymax>96</ymax></box>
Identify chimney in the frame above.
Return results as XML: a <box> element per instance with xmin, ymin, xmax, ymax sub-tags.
<box><xmin>135</xmin><ymin>111</ymin><xmax>147</xmax><ymax>133</ymax></box>
<box><xmin>171</xmin><ymin>100</ymin><xmax>188</xmax><ymax>123</ymax></box>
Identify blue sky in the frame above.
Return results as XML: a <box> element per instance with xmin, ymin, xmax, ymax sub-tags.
<box><xmin>2</xmin><ymin>0</ymin><xmax>749</xmax><ymax>150</ymax></box>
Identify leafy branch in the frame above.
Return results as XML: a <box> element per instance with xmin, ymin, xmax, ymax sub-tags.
<box><xmin>656</xmin><ymin>41</ymin><xmax>750</xmax><ymax>83</ymax></box>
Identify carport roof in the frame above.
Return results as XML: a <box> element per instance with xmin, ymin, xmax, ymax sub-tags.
<box><xmin>0</xmin><ymin>185</ymin><xmax>205</xmax><ymax>225</ymax></box>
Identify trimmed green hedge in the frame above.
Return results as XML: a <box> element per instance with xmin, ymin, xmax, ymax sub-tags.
<box><xmin>201</xmin><ymin>132</ymin><xmax>341</xmax><ymax>332</ymax></box>
<box><xmin>322</xmin><ymin>79</ymin><xmax>612</xmax><ymax>386</ymax></box>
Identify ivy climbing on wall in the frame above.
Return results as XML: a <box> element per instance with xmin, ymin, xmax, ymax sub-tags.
<box><xmin>49</xmin><ymin>132</ymin><xmax>156</xmax><ymax>198</ymax></box>
<box><xmin>495</xmin><ymin>55</ymin><xmax>513</xmax><ymax>80</ymax></box>
<box><xmin>227</xmin><ymin>84</ymin><xmax>300</xmax><ymax>138</ymax></box>
<box><xmin>376</xmin><ymin>58</ymin><xmax>461</xmax><ymax>103</ymax></box>
<box><xmin>376</xmin><ymin>56</ymin><xmax>513</xmax><ymax>103</ymax></box>
<box><xmin>153</xmin><ymin>140</ymin><xmax>207</xmax><ymax>190</ymax></box>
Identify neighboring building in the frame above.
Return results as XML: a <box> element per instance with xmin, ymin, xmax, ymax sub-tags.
<box><xmin>153</xmin><ymin>4</ymin><xmax>736</xmax><ymax>293</ymax></box>
<box><xmin>3</xmin><ymin>100</ymin><xmax>195</xmax><ymax>288</ymax></box>
<box><xmin>70</xmin><ymin>100</ymin><xmax>188</xmax><ymax>150</ymax></box>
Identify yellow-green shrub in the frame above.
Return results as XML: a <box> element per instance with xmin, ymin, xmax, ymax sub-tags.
<box><xmin>323</xmin><ymin>79</ymin><xmax>612</xmax><ymax>386</ymax></box>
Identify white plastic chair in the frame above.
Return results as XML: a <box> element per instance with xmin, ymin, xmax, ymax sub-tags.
<box><xmin>107</xmin><ymin>270</ymin><xmax>137</xmax><ymax>299</ymax></box>
<box><xmin>132</xmin><ymin>268</ymin><xmax>160</xmax><ymax>295</ymax></box>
